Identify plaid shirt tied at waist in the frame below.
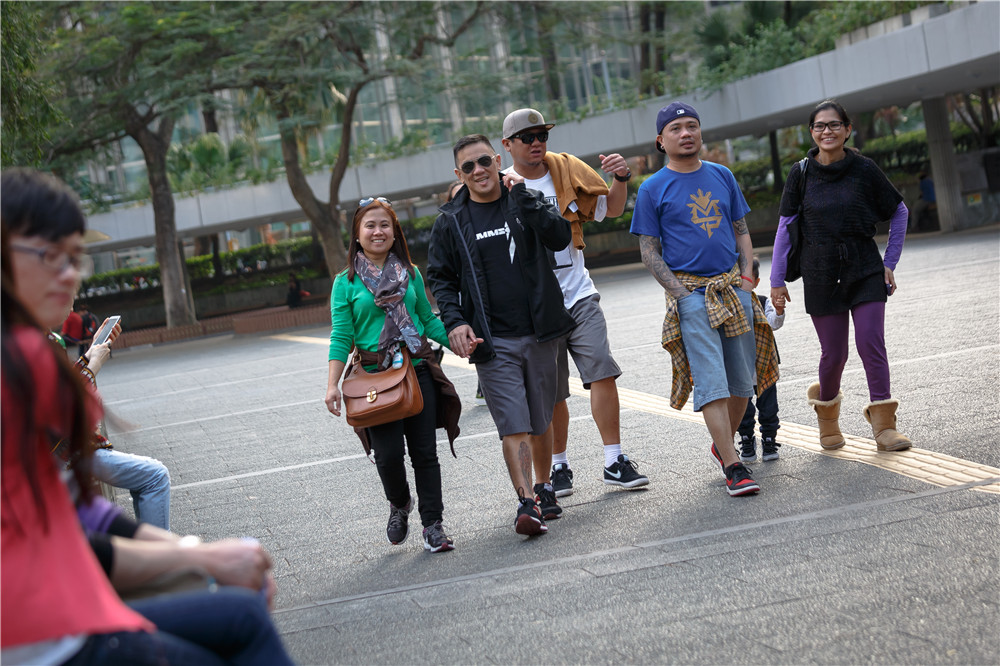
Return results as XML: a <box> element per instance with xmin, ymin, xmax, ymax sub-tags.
<box><xmin>660</xmin><ymin>263</ymin><xmax>779</xmax><ymax>410</ymax></box>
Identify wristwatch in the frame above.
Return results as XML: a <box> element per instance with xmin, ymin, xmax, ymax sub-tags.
<box><xmin>614</xmin><ymin>170</ymin><xmax>632</xmax><ymax>183</ymax></box>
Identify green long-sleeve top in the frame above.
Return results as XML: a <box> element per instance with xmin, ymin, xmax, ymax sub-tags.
<box><xmin>328</xmin><ymin>265</ymin><xmax>450</xmax><ymax>364</ymax></box>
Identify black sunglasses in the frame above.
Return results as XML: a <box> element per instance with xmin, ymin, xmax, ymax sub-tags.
<box><xmin>459</xmin><ymin>154</ymin><xmax>495</xmax><ymax>174</ymax></box>
<box><xmin>359</xmin><ymin>196</ymin><xmax>391</xmax><ymax>208</ymax></box>
<box><xmin>514</xmin><ymin>131</ymin><xmax>548</xmax><ymax>145</ymax></box>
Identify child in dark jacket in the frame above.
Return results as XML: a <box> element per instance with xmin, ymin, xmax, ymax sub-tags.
<box><xmin>738</xmin><ymin>257</ymin><xmax>784</xmax><ymax>461</ymax></box>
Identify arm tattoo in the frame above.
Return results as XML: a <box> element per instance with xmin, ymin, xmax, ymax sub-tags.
<box><xmin>733</xmin><ymin>216</ymin><xmax>749</xmax><ymax>236</ymax></box>
<box><xmin>738</xmin><ymin>251</ymin><xmax>749</xmax><ymax>276</ymax></box>
<box><xmin>639</xmin><ymin>235</ymin><xmax>690</xmax><ymax>300</ymax></box>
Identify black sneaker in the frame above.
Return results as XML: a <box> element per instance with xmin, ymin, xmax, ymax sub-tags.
<box><xmin>514</xmin><ymin>496</ymin><xmax>547</xmax><ymax>536</ymax></box>
<box><xmin>533</xmin><ymin>483</ymin><xmax>562</xmax><ymax>520</ymax></box>
<box><xmin>386</xmin><ymin>497</ymin><xmax>412</xmax><ymax>545</ymax></box>
<box><xmin>603</xmin><ymin>454</ymin><xmax>650</xmax><ymax>489</ymax></box>
<box><xmin>738</xmin><ymin>435</ymin><xmax>757</xmax><ymax>463</ymax></box>
<box><xmin>550</xmin><ymin>463</ymin><xmax>574</xmax><ymax>497</ymax></box>
<box><xmin>761</xmin><ymin>436</ymin><xmax>781</xmax><ymax>461</ymax></box>
<box><xmin>725</xmin><ymin>463</ymin><xmax>761</xmax><ymax>497</ymax></box>
<box><xmin>422</xmin><ymin>520</ymin><xmax>455</xmax><ymax>553</ymax></box>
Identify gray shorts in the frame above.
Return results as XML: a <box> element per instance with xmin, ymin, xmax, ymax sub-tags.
<box><xmin>477</xmin><ymin>335</ymin><xmax>560</xmax><ymax>438</ymax></box>
<box><xmin>555</xmin><ymin>294</ymin><xmax>622</xmax><ymax>401</ymax></box>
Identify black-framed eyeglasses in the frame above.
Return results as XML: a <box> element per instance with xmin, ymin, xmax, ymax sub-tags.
<box><xmin>809</xmin><ymin>121</ymin><xmax>845</xmax><ymax>132</ymax></box>
<box><xmin>513</xmin><ymin>131</ymin><xmax>548</xmax><ymax>145</ymax></box>
<box><xmin>459</xmin><ymin>154</ymin><xmax>495</xmax><ymax>174</ymax></box>
<box><xmin>10</xmin><ymin>243</ymin><xmax>94</xmax><ymax>278</ymax></box>
<box><xmin>359</xmin><ymin>196</ymin><xmax>391</xmax><ymax>208</ymax></box>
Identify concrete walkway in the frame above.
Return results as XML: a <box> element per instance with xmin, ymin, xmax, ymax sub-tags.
<box><xmin>98</xmin><ymin>226</ymin><xmax>999</xmax><ymax>665</ymax></box>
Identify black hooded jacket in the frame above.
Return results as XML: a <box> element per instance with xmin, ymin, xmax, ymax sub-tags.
<box><xmin>427</xmin><ymin>182</ymin><xmax>575</xmax><ymax>363</ymax></box>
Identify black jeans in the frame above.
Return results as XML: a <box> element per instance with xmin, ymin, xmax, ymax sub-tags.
<box><xmin>738</xmin><ymin>383</ymin><xmax>780</xmax><ymax>439</ymax></box>
<box><xmin>368</xmin><ymin>363</ymin><xmax>443</xmax><ymax>527</ymax></box>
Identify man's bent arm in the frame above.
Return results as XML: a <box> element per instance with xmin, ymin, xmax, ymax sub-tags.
<box><xmin>511</xmin><ymin>183</ymin><xmax>572</xmax><ymax>251</ymax></box>
<box><xmin>638</xmin><ymin>234</ymin><xmax>690</xmax><ymax>300</ymax></box>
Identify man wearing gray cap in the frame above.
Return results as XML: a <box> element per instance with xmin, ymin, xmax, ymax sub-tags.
<box><xmin>501</xmin><ymin>107</ymin><xmax>649</xmax><ymax>497</ymax></box>
<box><xmin>630</xmin><ymin>102</ymin><xmax>778</xmax><ymax>497</ymax></box>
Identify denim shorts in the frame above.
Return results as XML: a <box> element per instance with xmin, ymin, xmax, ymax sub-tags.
<box><xmin>677</xmin><ymin>288</ymin><xmax>756</xmax><ymax>411</ymax></box>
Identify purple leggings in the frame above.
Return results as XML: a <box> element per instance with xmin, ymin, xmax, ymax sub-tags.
<box><xmin>811</xmin><ymin>301</ymin><xmax>890</xmax><ymax>402</ymax></box>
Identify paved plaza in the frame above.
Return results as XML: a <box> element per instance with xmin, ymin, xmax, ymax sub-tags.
<box><xmin>98</xmin><ymin>226</ymin><xmax>999</xmax><ymax>665</ymax></box>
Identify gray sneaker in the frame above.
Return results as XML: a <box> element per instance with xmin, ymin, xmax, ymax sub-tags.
<box><xmin>422</xmin><ymin>520</ymin><xmax>455</xmax><ymax>553</ymax></box>
<box><xmin>761</xmin><ymin>436</ymin><xmax>781</xmax><ymax>461</ymax></box>
<box><xmin>738</xmin><ymin>435</ymin><xmax>757</xmax><ymax>463</ymax></box>
<box><xmin>386</xmin><ymin>497</ymin><xmax>412</xmax><ymax>545</ymax></box>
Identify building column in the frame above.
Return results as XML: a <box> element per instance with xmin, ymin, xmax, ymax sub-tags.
<box><xmin>922</xmin><ymin>96</ymin><xmax>963</xmax><ymax>232</ymax></box>
<box><xmin>374</xmin><ymin>12</ymin><xmax>404</xmax><ymax>142</ymax></box>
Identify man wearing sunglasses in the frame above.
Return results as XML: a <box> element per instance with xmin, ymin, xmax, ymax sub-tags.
<box><xmin>427</xmin><ymin>134</ymin><xmax>575</xmax><ymax>537</ymax></box>
<box><xmin>501</xmin><ymin>108</ymin><xmax>649</xmax><ymax>497</ymax></box>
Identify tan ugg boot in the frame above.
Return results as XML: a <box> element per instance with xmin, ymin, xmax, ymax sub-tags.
<box><xmin>863</xmin><ymin>399</ymin><xmax>912</xmax><ymax>451</ymax></box>
<box><xmin>806</xmin><ymin>382</ymin><xmax>846</xmax><ymax>450</ymax></box>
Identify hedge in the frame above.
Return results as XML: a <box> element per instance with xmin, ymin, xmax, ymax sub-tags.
<box><xmin>82</xmin><ymin>237</ymin><xmax>318</xmax><ymax>295</ymax></box>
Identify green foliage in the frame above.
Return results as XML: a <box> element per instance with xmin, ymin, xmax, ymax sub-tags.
<box><xmin>730</xmin><ymin>157</ymin><xmax>773</xmax><ymax>192</ymax></box>
<box><xmin>861</xmin><ymin>122</ymin><xmax>1000</xmax><ymax>175</ymax></box>
<box><xmin>698</xmin><ymin>1</ymin><xmax>935</xmax><ymax>89</ymax></box>
<box><xmin>1</xmin><ymin>2</ymin><xmax>61</xmax><ymax>167</ymax></box>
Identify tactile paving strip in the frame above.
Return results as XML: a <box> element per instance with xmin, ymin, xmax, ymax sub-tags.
<box><xmin>345</xmin><ymin>350</ymin><xmax>999</xmax><ymax>495</ymax></box>
<box><xmin>580</xmin><ymin>380</ymin><xmax>1000</xmax><ymax>495</ymax></box>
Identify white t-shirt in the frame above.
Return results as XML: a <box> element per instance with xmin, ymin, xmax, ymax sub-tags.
<box><xmin>508</xmin><ymin>167</ymin><xmax>606</xmax><ymax>309</ymax></box>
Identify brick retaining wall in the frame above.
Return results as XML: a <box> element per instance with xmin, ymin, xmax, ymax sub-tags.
<box><xmin>113</xmin><ymin>303</ymin><xmax>330</xmax><ymax>349</ymax></box>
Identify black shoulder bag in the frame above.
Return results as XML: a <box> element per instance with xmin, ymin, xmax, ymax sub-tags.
<box><xmin>783</xmin><ymin>157</ymin><xmax>808</xmax><ymax>283</ymax></box>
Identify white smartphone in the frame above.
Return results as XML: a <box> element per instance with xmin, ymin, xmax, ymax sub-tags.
<box><xmin>92</xmin><ymin>315</ymin><xmax>121</xmax><ymax>346</ymax></box>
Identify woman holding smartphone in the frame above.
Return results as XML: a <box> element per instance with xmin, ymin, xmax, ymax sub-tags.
<box><xmin>769</xmin><ymin>100</ymin><xmax>912</xmax><ymax>453</ymax></box>
<box><xmin>325</xmin><ymin>196</ymin><xmax>465</xmax><ymax>554</ymax></box>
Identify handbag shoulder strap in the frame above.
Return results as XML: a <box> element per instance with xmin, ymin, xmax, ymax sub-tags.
<box><xmin>797</xmin><ymin>157</ymin><xmax>808</xmax><ymax>206</ymax></box>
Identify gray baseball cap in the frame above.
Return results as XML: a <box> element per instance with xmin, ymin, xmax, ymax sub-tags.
<box><xmin>502</xmin><ymin>108</ymin><xmax>555</xmax><ymax>139</ymax></box>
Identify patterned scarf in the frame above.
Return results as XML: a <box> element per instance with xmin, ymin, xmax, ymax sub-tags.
<box><xmin>353</xmin><ymin>251</ymin><xmax>423</xmax><ymax>369</ymax></box>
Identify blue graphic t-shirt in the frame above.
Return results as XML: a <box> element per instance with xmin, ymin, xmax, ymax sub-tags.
<box><xmin>630</xmin><ymin>161</ymin><xmax>750</xmax><ymax>276</ymax></box>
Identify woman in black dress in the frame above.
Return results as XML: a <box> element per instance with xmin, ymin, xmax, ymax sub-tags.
<box><xmin>770</xmin><ymin>100</ymin><xmax>912</xmax><ymax>452</ymax></box>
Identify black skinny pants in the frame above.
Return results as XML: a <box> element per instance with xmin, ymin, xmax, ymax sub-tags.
<box><xmin>368</xmin><ymin>363</ymin><xmax>443</xmax><ymax>527</ymax></box>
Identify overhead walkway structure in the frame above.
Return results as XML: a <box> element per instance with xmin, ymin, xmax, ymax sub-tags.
<box><xmin>88</xmin><ymin>1</ymin><xmax>999</xmax><ymax>253</ymax></box>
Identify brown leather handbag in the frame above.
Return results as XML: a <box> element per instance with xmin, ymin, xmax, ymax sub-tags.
<box><xmin>342</xmin><ymin>348</ymin><xmax>424</xmax><ymax>428</ymax></box>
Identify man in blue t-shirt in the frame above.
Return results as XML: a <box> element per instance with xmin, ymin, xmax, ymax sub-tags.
<box><xmin>630</xmin><ymin>102</ymin><xmax>761</xmax><ymax>498</ymax></box>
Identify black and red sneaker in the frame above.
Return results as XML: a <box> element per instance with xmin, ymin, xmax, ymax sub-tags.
<box><xmin>514</xmin><ymin>497</ymin><xmax>548</xmax><ymax>536</ymax></box>
<box><xmin>533</xmin><ymin>483</ymin><xmax>562</xmax><ymax>521</ymax></box>
<box><xmin>725</xmin><ymin>463</ymin><xmax>761</xmax><ymax>496</ymax></box>
<box><xmin>710</xmin><ymin>442</ymin><xmax>725</xmax><ymax>471</ymax></box>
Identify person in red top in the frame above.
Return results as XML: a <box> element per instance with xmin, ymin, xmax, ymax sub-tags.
<box><xmin>60</xmin><ymin>304</ymin><xmax>85</xmax><ymax>354</ymax></box>
<box><xmin>1</xmin><ymin>168</ymin><xmax>295</xmax><ymax>665</ymax></box>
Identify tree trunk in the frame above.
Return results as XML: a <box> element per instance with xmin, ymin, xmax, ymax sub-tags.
<box><xmin>275</xmin><ymin>106</ymin><xmax>348</xmax><ymax>277</ymax></box>
<box><xmin>981</xmin><ymin>87</ymin><xmax>997</xmax><ymax>148</ymax></box>
<box><xmin>129</xmin><ymin>114</ymin><xmax>197</xmax><ymax>328</ymax></box>
<box><xmin>769</xmin><ymin>130</ymin><xmax>782</xmax><ymax>194</ymax></box>
<box><xmin>210</xmin><ymin>234</ymin><xmax>223</xmax><ymax>282</ymax></box>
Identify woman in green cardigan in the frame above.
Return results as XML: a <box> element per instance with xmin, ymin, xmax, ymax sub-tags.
<box><xmin>325</xmin><ymin>197</ymin><xmax>470</xmax><ymax>554</ymax></box>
